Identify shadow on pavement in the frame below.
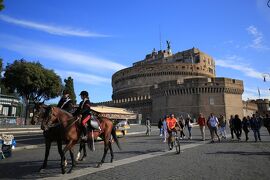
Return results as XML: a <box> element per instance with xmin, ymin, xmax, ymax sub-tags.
<box><xmin>206</xmin><ymin>151</ymin><xmax>270</xmax><ymax>156</ymax></box>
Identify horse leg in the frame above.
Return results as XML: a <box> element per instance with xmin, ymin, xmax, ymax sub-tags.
<box><xmin>76</xmin><ymin>141</ymin><xmax>83</xmax><ymax>161</ymax></box>
<box><xmin>97</xmin><ymin>138</ymin><xmax>109</xmax><ymax>168</ymax></box>
<box><xmin>78</xmin><ymin>141</ymin><xmax>87</xmax><ymax>161</ymax></box>
<box><xmin>61</xmin><ymin>145</ymin><xmax>69</xmax><ymax>174</ymax></box>
<box><xmin>56</xmin><ymin>140</ymin><xmax>67</xmax><ymax>167</ymax></box>
<box><xmin>62</xmin><ymin>141</ymin><xmax>76</xmax><ymax>174</ymax></box>
<box><xmin>67</xmin><ymin>148</ymin><xmax>76</xmax><ymax>174</ymax></box>
<box><xmin>109</xmin><ymin>141</ymin><xmax>114</xmax><ymax>163</ymax></box>
<box><xmin>39</xmin><ymin>138</ymin><xmax>51</xmax><ymax>172</ymax></box>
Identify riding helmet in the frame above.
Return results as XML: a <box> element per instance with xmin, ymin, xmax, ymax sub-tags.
<box><xmin>79</xmin><ymin>90</ymin><xmax>88</xmax><ymax>97</ymax></box>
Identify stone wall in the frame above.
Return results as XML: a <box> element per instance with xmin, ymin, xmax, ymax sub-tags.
<box><xmin>150</xmin><ymin>77</ymin><xmax>244</xmax><ymax>122</ymax></box>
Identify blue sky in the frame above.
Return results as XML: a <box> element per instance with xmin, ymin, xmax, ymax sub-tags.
<box><xmin>0</xmin><ymin>0</ymin><xmax>270</xmax><ymax>103</ymax></box>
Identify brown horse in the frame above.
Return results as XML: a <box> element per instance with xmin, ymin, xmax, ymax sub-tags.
<box><xmin>32</xmin><ymin>103</ymin><xmax>71</xmax><ymax>172</ymax></box>
<box><xmin>36</xmin><ymin>105</ymin><xmax>121</xmax><ymax>174</ymax></box>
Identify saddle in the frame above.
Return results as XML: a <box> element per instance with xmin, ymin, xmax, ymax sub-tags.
<box><xmin>89</xmin><ymin>117</ymin><xmax>101</xmax><ymax>131</ymax></box>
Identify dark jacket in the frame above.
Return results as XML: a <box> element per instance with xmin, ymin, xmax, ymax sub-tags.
<box><xmin>242</xmin><ymin>118</ymin><xmax>250</xmax><ymax>129</ymax></box>
<box><xmin>57</xmin><ymin>97</ymin><xmax>74</xmax><ymax>113</ymax></box>
<box><xmin>233</xmin><ymin>117</ymin><xmax>242</xmax><ymax>130</ymax></box>
<box><xmin>250</xmin><ymin>117</ymin><xmax>262</xmax><ymax>130</ymax></box>
<box><xmin>74</xmin><ymin>99</ymin><xmax>91</xmax><ymax>119</ymax></box>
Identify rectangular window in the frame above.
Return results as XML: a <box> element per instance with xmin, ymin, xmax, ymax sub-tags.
<box><xmin>209</xmin><ymin>97</ymin><xmax>215</xmax><ymax>105</ymax></box>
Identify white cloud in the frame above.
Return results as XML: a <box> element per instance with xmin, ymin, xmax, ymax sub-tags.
<box><xmin>0</xmin><ymin>34</ymin><xmax>127</xmax><ymax>71</ymax></box>
<box><xmin>246</xmin><ymin>25</ymin><xmax>269</xmax><ymax>50</ymax></box>
<box><xmin>0</xmin><ymin>14</ymin><xmax>109</xmax><ymax>37</ymax></box>
<box><xmin>56</xmin><ymin>69</ymin><xmax>111</xmax><ymax>85</ymax></box>
<box><xmin>215</xmin><ymin>56</ymin><xmax>262</xmax><ymax>79</ymax></box>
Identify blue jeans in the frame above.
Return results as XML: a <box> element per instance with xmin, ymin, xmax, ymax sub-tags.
<box><xmin>252</xmin><ymin>129</ymin><xmax>261</xmax><ymax>141</ymax></box>
<box><xmin>187</xmin><ymin>127</ymin><xmax>192</xmax><ymax>138</ymax></box>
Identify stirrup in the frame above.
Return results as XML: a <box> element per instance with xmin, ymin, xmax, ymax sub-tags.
<box><xmin>81</xmin><ymin>135</ymin><xmax>87</xmax><ymax>140</ymax></box>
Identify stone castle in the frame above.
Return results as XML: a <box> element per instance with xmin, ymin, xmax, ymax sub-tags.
<box><xmin>96</xmin><ymin>43</ymin><xmax>244</xmax><ymax>123</ymax></box>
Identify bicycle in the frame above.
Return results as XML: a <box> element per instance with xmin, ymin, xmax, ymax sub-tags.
<box><xmin>169</xmin><ymin>131</ymin><xmax>181</xmax><ymax>154</ymax></box>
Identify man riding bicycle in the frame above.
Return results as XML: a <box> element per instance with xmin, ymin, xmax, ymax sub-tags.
<box><xmin>166</xmin><ymin>114</ymin><xmax>181</xmax><ymax>150</ymax></box>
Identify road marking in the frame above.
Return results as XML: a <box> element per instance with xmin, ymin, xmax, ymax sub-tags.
<box><xmin>38</xmin><ymin>141</ymin><xmax>208</xmax><ymax>180</ymax></box>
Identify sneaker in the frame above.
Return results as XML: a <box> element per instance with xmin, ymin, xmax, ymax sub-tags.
<box><xmin>163</xmin><ymin>140</ymin><xmax>166</xmax><ymax>143</ymax></box>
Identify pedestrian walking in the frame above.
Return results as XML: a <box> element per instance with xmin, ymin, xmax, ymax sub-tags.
<box><xmin>158</xmin><ymin>118</ymin><xmax>163</xmax><ymax>136</ymax></box>
<box><xmin>208</xmin><ymin>113</ymin><xmax>220</xmax><ymax>143</ymax></box>
<box><xmin>242</xmin><ymin>116</ymin><xmax>250</xmax><ymax>141</ymax></box>
<box><xmin>162</xmin><ymin>116</ymin><xmax>167</xmax><ymax>142</ymax></box>
<box><xmin>263</xmin><ymin>114</ymin><xmax>270</xmax><ymax>135</ymax></box>
<box><xmin>218</xmin><ymin>115</ymin><xmax>227</xmax><ymax>139</ymax></box>
<box><xmin>250</xmin><ymin>114</ymin><xmax>262</xmax><ymax>142</ymax></box>
<box><xmin>178</xmin><ymin>116</ymin><xmax>186</xmax><ymax>139</ymax></box>
<box><xmin>197</xmin><ymin>113</ymin><xmax>206</xmax><ymax>141</ymax></box>
<box><xmin>185</xmin><ymin>115</ymin><xmax>193</xmax><ymax>139</ymax></box>
<box><xmin>145</xmin><ymin>118</ymin><xmax>151</xmax><ymax>136</ymax></box>
<box><xmin>233</xmin><ymin>114</ymin><xmax>242</xmax><ymax>141</ymax></box>
<box><xmin>229</xmin><ymin>115</ymin><xmax>235</xmax><ymax>139</ymax></box>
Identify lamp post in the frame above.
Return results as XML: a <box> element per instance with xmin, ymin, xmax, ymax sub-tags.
<box><xmin>262</xmin><ymin>73</ymin><xmax>270</xmax><ymax>82</ymax></box>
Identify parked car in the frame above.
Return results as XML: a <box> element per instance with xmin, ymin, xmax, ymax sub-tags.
<box><xmin>115</xmin><ymin>120</ymin><xmax>130</xmax><ymax>137</ymax></box>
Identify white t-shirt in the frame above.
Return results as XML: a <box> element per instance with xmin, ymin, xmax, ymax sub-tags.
<box><xmin>209</xmin><ymin>116</ymin><xmax>218</xmax><ymax>127</ymax></box>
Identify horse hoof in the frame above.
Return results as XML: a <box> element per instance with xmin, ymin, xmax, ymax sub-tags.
<box><xmin>61</xmin><ymin>168</ymin><xmax>66</xmax><ymax>174</ymax></box>
<box><xmin>110</xmin><ymin>159</ymin><xmax>113</xmax><ymax>163</ymax></box>
<box><xmin>96</xmin><ymin>163</ymin><xmax>102</xmax><ymax>168</ymax></box>
<box><xmin>67</xmin><ymin>169</ymin><xmax>72</xmax><ymax>174</ymax></box>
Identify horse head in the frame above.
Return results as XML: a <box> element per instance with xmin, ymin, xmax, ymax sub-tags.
<box><xmin>33</xmin><ymin>103</ymin><xmax>59</xmax><ymax>131</ymax></box>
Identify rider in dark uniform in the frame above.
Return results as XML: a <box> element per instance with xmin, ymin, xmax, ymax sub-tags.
<box><xmin>57</xmin><ymin>90</ymin><xmax>74</xmax><ymax>113</ymax></box>
<box><xmin>74</xmin><ymin>91</ymin><xmax>100</xmax><ymax>140</ymax></box>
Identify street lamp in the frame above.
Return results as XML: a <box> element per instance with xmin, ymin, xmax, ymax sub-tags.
<box><xmin>262</xmin><ymin>73</ymin><xmax>270</xmax><ymax>82</ymax></box>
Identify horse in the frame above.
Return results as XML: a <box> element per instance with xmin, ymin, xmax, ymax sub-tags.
<box><xmin>32</xmin><ymin>103</ymin><xmax>71</xmax><ymax>172</ymax></box>
<box><xmin>36</xmin><ymin>105</ymin><xmax>121</xmax><ymax>174</ymax></box>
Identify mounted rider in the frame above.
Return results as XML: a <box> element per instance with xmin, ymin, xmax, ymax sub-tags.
<box><xmin>57</xmin><ymin>89</ymin><xmax>74</xmax><ymax>113</ymax></box>
<box><xmin>74</xmin><ymin>90</ymin><xmax>101</xmax><ymax>140</ymax></box>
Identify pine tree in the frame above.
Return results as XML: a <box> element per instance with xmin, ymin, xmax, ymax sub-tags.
<box><xmin>64</xmin><ymin>76</ymin><xmax>76</xmax><ymax>104</ymax></box>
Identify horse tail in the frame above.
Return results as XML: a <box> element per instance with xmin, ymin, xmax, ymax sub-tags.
<box><xmin>111</xmin><ymin>126</ymin><xmax>121</xmax><ymax>150</ymax></box>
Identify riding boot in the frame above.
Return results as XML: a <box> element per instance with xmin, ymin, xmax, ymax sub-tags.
<box><xmin>82</xmin><ymin>125</ymin><xmax>88</xmax><ymax>140</ymax></box>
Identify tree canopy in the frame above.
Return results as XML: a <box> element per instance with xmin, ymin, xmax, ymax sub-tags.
<box><xmin>3</xmin><ymin>59</ymin><xmax>62</xmax><ymax>102</ymax></box>
<box><xmin>0</xmin><ymin>0</ymin><xmax>4</xmax><ymax>11</ymax></box>
<box><xmin>0</xmin><ymin>58</ymin><xmax>8</xmax><ymax>94</ymax></box>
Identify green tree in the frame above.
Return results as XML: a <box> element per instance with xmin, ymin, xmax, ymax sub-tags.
<box><xmin>64</xmin><ymin>76</ymin><xmax>76</xmax><ymax>104</ymax></box>
<box><xmin>3</xmin><ymin>59</ymin><xmax>62</xmax><ymax>124</ymax></box>
<box><xmin>0</xmin><ymin>58</ymin><xmax>7</xmax><ymax>94</ymax></box>
<box><xmin>0</xmin><ymin>0</ymin><xmax>4</xmax><ymax>11</ymax></box>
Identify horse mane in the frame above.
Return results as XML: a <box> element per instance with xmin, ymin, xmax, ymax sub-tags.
<box><xmin>54</xmin><ymin>107</ymin><xmax>78</xmax><ymax>129</ymax></box>
<box><xmin>55</xmin><ymin>107</ymin><xmax>73</xmax><ymax>118</ymax></box>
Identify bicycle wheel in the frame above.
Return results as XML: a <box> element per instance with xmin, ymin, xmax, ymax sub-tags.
<box><xmin>175</xmin><ymin>138</ymin><xmax>181</xmax><ymax>154</ymax></box>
